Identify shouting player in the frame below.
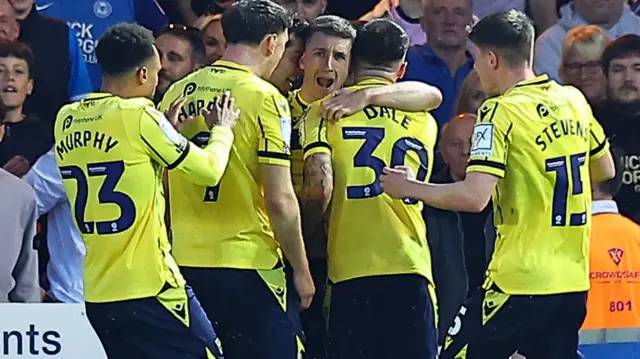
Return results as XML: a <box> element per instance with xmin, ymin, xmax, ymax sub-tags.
<box><xmin>54</xmin><ymin>23</ymin><xmax>239</xmax><ymax>359</ymax></box>
<box><xmin>300</xmin><ymin>19</ymin><xmax>439</xmax><ymax>359</ymax></box>
<box><xmin>160</xmin><ymin>1</ymin><xmax>314</xmax><ymax>358</ymax></box>
<box><xmin>381</xmin><ymin>10</ymin><xmax>616</xmax><ymax>359</ymax></box>
<box><xmin>288</xmin><ymin>16</ymin><xmax>443</xmax><ymax>359</ymax></box>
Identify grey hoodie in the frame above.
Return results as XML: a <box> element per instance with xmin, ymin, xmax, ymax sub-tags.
<box><xmin>534</xmin><ymin>3</ymin><xmax>640</xmax><ymax>82</ymax></box>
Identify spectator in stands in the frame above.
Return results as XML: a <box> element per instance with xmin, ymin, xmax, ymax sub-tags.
<box><xmin>0</xmin><ymin>100</ymin><xmax>39</xmax><ymax>303</ymax></box>
<box><xmin>423</xmin><ymin>113</ymin><xmax>494</xmax><ymax>347</ymax></box>
<box><xmin>193</xmin><ymin>14</ymin><xmax>225</xmax><ymax>65</ymax></box>
<box><xmin>559</xmin><ymin>25</ymin><xmax>609</xmax><ymax>106</ymax></box>
<box><xmin>7</xmin><ymin>0</ymin><xmax>92</xmax><ymax>130</ymax></box>
<box><xmin>454</xmin><ymin>70</ymin><xmax>486</xmax><ymax>114</ymax></box>
<box><xmin>535</xmin><ymin>0</ymin><xmax>640</xmax><ymax>82</ymax></box>
<box><xmin>35</xmin><ymin>0</ymin><xmax>169</xmax><ymax>90</ymax></box>
<box><xmin>596</xmin><ymin>35</ymin><xmax>640</xmax><ymax>224</ymax></box>
<box><xmin>582</xmin><ymin>148</ymin><xmax>640</xmax><ymax>333</ymax></box>
<box><xmin>359</xmin><ymin>0</ymin><xmax>426</xmax><ymax>46</ymax></box>
<box><xmin>273</xmin><ymin>0</ymin><xmax>326</xmax><ymax>21</ymax></box>
<box><xmin>403</xmin><ymin>0</ymin><xmax>474</xmax><ymax>126</ymax></box>
<box><xmin>0</xmin><ymin>41</ymin><xmax>50</xmax><ymax>177</ymax></box>
<box><xmin>24</xmin><ymin>149</ymin><xmax>85</xmax><ymax>303</ymax></box>
<box><xmin>154</xmin><ymin>23</ymin><xmax>205</xmax><ymax>103</ymax></box>
<box><xmin>0</xmin><ymin>0</ymin><xmax>18</xmax><ymax>41</ymax></box>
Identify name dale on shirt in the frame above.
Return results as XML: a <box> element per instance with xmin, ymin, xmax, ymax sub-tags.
<box><xmin>55</xmin><ymin>113</ymin><xmax>118</xmax><ymax>160</ymax></box>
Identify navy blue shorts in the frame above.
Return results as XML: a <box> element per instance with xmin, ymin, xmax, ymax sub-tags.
<box><xmin>181</xmin><ymin>266</ymin><xmax>304</xmax><ymax>359</ymax></box>
<box><xmin>326</xmin><ymin>274</ymin><xmax>438</xmax><ymax>359</ymax></box>
<box><xmin>286</xmin><ymin>258</ymin><xmax>328</xmax><ymax>359</ymax></box>
<box><xmin>440</xmin><ymin>285</ymin><xmax>587</xmax><ymax>359</ymax></box>
<box><xmin>85</xmin><ymin>285</ymin><xmax>223</xmax><ymax>359</ymax></box>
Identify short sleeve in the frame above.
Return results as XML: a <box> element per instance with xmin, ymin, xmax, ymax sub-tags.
<box><xmin>588</xmin><ymin>112</ymin><xmax>609</xmax><ymax>160</ymax></box>
<box><xmin>139</xmin><ymin>106</ymin><xmax>191</xmax><ymax>169</ymax></box>
<box><xmin>257</xmin><ymin>93</ymin><xmax>292</xmax><ymax>167</ymax></box>
<box><xmin>466</xmin><ymin>99</ymin><xmax>512</xmax><ymax>178</ymax></box>
<box><xmin>300</xmin><ymin>104</ymin><xmax>330</xmax><ymax>160</ymax></box>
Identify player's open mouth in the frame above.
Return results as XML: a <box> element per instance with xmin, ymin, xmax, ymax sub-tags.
<box><xmin>316</xmin><ymin>77</ymin><xmax>334</xmax><ymax>89</ymax></box>
<box><xmin>3</xmin><ymin>86</ymin><xmax>16</xmax><ymax>93</ymax></box>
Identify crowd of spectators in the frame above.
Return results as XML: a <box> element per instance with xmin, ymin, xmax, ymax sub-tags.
<box><xmin>1</xmin><ymin>0</ymin><xmax>640</xmax><ymax>357</ymax></box>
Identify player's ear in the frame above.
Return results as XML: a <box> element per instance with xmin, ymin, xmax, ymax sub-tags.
<box><xmin>137</xmin><ymin>66</ymin><xmax>149</xmax><ymax>85</ymax></box>
<box><xmin>299</xmin><ymin>52</ymin><xmax>306</xmax><ymax>71</ymax></box>
<box><xmin>396</xmin><ymin>62</ymin><xmax>407</xmax><ymax>79</ymax></box>
<box><xmin>262</xmin><ymin>33</ymin><xmax>278</xmax><ymax>57</ymax></box>
<box><xmin>488</xmin><ymin>50</ymin><xmax>498</xmax><ymax>70</ymax></box>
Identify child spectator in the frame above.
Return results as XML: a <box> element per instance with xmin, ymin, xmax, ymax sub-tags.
<box><xmin>0</xmin><ymin>41</ymin><xmax>50</xmax><ymax>177</ymax></box>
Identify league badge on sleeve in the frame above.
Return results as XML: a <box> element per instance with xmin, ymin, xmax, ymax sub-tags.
<box><xmin>470</xmin><ymin>123</ymin><xmax>494</xmax><ymax>157</ymax></box>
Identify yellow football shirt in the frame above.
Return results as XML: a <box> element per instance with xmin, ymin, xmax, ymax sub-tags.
<box><xmin>54</xmin><ymin>93</ymin><xmax>234</xmax><ymax>303</ymax></box>
<box><xmin>467</xmin><ymin>75</ymin><xmax>610</xmax><ymax>295</ymax></box>
<box><xmin>159</xmin><ymin>60</ymin><xmax>291</xmax><ymax>269</ymax></box>
<box><xmin>300</xmin><ymin>78</ymin><xmax>438</xmax><ymax>284</ymax></box>
<box><xmin>288</xmin><ymin>89</ymin><xmax>310</xmax><ymax>195</ymax></box>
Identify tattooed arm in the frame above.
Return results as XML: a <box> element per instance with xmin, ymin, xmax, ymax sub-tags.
<box><xmin>301</xmin><ymin>153</ymin><xmax>333</xmax><ymax>238</ymax></box>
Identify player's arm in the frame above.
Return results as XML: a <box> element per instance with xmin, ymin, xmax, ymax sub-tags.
<box><xmin>300</xmin><ymin>106</ymin><xmax>333</xmax><ymax>238</ymax></box>
<box><xmin>258</xmin><ymin>94</ymin><xmax>315</xmax><ymax>309</ymax></box>
<box><xmin>320</xmin><ymin>82</ymin><xmax>443</xmax><ymax>121</ymax></box>
<box><xmin>139</xmin><ymin>106</ymin><xmax>235</xmax><ymax>187</ymax></box>
<box><xmin>587</xmin><ymin>112</ymin><xmax>615</xmax><ymax>183</ymax></box>
<box><xmin>381</xmin><ymin>100</ymin><xmax>509</xmax><ymax>212</ymax></box>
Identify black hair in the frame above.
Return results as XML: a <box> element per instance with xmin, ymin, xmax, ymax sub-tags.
<box><xmin>596</xmin><ymin>147</ymin><xmax>623</xmax><ymax>197</ymax></box>
<box><xmin>305</xmin><ymin>15</ymin><xmax>356</xmax><ymax>45</ymax></box>
<box><xmin>352</xmin><ymin>19</ymin><xmax>408</xmax><ymax>70</ymax></box>
<box><xmin>97</xmin><ymin>23</ymin><xmax>156</xmax><ymax>77</ymax></box>
<box><xmin>602</xmin><ymin>35</ymin><xmax>640</xmax><ymax>76</ymax></box>
<box><xmin>0</xmin><ymin>41</ymin><xmax>35</xmax><ymax>78</ymax></box>
<box><xmin>468</xmin><ymin>9</ymin><xmax>534</xmax><ymax>67</ymax></box>
<box><xmin>287</xmin><ymin>13</ymin><xmax>310</xmax><ymax>46</ymax></box>
<box><xmin>156</xmin><ymin>24</ymin><xmax>206</xmax><ymax>63</ymax></box>
<box><xmin>222</xmin><ymin>0</ymin><xmax>291</xmax><ymax>46</ymax></box>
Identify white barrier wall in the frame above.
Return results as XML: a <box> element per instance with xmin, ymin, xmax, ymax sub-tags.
<box><xmin>0</xmin><ymin>304</ymin><xmax>106</xmax><ymax>359</ymax></box>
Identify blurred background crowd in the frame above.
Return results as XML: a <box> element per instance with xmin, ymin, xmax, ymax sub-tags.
<box><xmin>1</xmin><ymin>0</ymin><xmax>640</xmax><ymax>357</ymax></box>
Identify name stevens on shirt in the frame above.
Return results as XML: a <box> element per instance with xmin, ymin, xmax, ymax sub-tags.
<box><xmin>535</xmin><ymin>118</ymin><xmax>588</xmax><ymax>152</ymax></box>
<box><xmin>56</xmin><ymin>130</ymin><xmax>119</xmax><ymax>160</ymax></box>
<box><xmin>362</xmin><ymin>105</ymin><xmax>413</xmax><ymax>129</ymax></box>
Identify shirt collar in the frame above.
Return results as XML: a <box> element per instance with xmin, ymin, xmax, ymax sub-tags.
<box><xmin>211</xmin><ymin>60</ymin><xmax>252</xmax><ymax>73</ymax></box>
<box><xmin>294</xmin><ymin>90</ymin><xmax>310</xmax><ymax>109</ymax></box>
<box><xmin>592</xmin><ymin>200</ymin><xmax>619</xmax><ymax>215</ymax></box>
<box><xmin>355</xmin><ymin>78</ymin><xmax>394</xmax><ymax>87</ymax></box>
<box><xmin>417</xmin><ymin>44</ymin><xmax>473</xmax><ymax>64</ymax></box>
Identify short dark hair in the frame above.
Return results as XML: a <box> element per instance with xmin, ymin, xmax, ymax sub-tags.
<box><xmin>352</xmin><ymin>19</ymin><xmax>408</xmax><ymax>70</ymax></box>
<box><xmin>596</xmin><ymin>147</ymin><xmax>623</xmax><ymax>197</ymax></box>
<box><xmin>0</xmin><ymin>41</ymin><xmax>35</xmax><ymax>78</ymax></box>
<box><xmin>156</xmin><ymin>24</ymin><xmax>206</xmax><ymax>62</ymax></box>
<box><xmin>222</xmin><ymin>0</ymin><xmax>291</xmax><ymax>46</ymax></box>
<box><xmin>305</xmin><ymin>15</ymin><xmax>356</xmax><ymax>45</ymax></box>
<box><xmin>97</xmin><ymin>23</ymin><xmax>156</xmax><ymax>77</ymax></box>
<box><xmin>601</xmin><ymin>35</ymin><xmax>640</xmax><ymax>76</ymax></box>
<box><xmin>469</xmin><ymin>9</ymin><xmax>534</xmax><ymax>67</ymax></box>
<box><xmin>288</xmin><ymin>13</ymin><xmax>310</xmax><ymax>46</ymax></box>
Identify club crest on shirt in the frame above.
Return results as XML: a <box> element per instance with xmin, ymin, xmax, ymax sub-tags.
<box><xmin>470</xmin><ymin>123</ymin><xmax>494</xmax><ymax>157</ymax></box>
<box><xmin>93</xmin><ymin>0</ymin><xmax>112</xmax><ymax>19</ymax></box>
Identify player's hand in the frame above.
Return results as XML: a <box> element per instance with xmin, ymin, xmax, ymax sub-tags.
<box><xmin>380</xmin><ymin>166</ymin><xmax>416</xmax><ymax>199</ymax></box>
<box><xmin>321</xmin><ymin>88</ymin><xmax>370</xmax><ymax>122</ymax></box>
<box><xmin>201</xmin><ymin>91</ymin><xmax>241</xmax><ymax>129</ymax></box>
<box><xmin>164</xmin><ymin>94</ymin><xmax>194</xmax><ymax>131</ymax></box>
<box><xmin>3</xmin><ymin>155</ymin><xmax>30</xmax><ymax>177</ymax></box>
<box><xmin>294</xmin><ymin>269</ymin><xmax>315</xmax><ymax>310</ymax></box>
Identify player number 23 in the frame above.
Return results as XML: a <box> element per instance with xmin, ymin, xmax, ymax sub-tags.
<box><xmin>59</xmin><ymin>161</ymin><xmax>136</xmax><ymax>235</ymax></box>
<box><xmin>342</xmin><ymin>126</ymin><xmax>428</xmax><ymax>204</ymax></box>
<box><xmin>545</xmin><ymin>152</ymin><xmax>587</xmax><ymax>227</ymax></box>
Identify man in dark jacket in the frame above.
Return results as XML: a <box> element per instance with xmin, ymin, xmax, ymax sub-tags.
<box><xmin>423</xmin><ymin>113</ymin><xmax>495</xmax><ymax>345</ymax></box>
<box><xmin>594</xmin><ymin>35</ymin><xmax>640</xmax><ymax>224</ymax></box>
